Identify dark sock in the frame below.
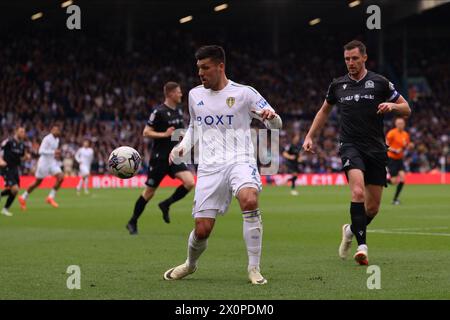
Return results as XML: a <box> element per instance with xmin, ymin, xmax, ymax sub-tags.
<box><xmin>290</xmin><ymin>176</ymin><xmax>297</xmax><ymax>189</ymax></box>
<box><xmin>1</xmin><ymin>189</ymin><xmax>11</xmax><ymax>197</ymax></box>
<box><xmin>161</xmin><ymin>186</ymin><xmax>190</xmax><ymax>206</ymax></box>
<box><xmin>129</xmin><ymin>196</ymin><xmax>148</xmax><ymax>224</ymax></box>
<box><xmin>394</xmin><ymin>182</ymin><xmax>404</xmax><ymax>201</ymax></box>
<box><xmin>5</xmin><ymin>194</ymin><xmax>16</xmax><ymax>209</ymax></box>
<box><xmin>349</xmin><ymin>202</ymin><xmax>367</xmax><ymax>246</ymax></box>
<box><xmin>366</xmin><ymin>215</ymin><xmax>374</xmax><ymax>226</ymax></box>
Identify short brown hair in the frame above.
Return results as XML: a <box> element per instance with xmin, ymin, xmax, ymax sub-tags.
<box><xmin>344</xmin><ymin>40</ymin><xmax>367</xmax><ymax>55</ymax></box>
<box><xmin>163</xmin><ymin>81</ymin><xmax>180</xmax><ymax>97</ymax></box>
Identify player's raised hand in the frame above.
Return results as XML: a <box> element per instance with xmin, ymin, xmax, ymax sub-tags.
<box><xmin>302</xmin><ymin>136</ymin><xmax>315</xmax><ymax>153</ymax></box>
<box><xmin>377</xmin><ymin>102</ymin><xmax>395</xmax><ymax>114</ymax></box>
<box><xmin>165</xmin><ymin>126</ymin><xmax>176</xmax><ymax>137</ymax></box>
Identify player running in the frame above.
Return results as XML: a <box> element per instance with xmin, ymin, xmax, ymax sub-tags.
<box><xmin>282</xmin><ymin>134</ymin><xmax>302</xmax><ymax>196</ymax></box>
<box><xmin>126</xmin><ymin>82</ymin><xmax>195</xmax><ymax>234</ymax></box>
<box><xmin>0</xmin><ymin>126</ymin><xmax>29</xmax><ymax>217</ymax></box>
<box><xmin>163</xmin><ymin>45</ymin><xmax>282</xmax><ymax>284</ymax></box>
<box><xmin>75</xmin><ymin>140</ymin><xmax>94</xmax><ymax>195</ymax></box>
<box><xmin>18</xmin><ymin>124</ymin><xmax>64</xmax><ymax>209</ymax></box>
<box><xmin>386</xmin><ymin>117</ymin><xmax>411</xmax><ymax>205</ymax></box>
<box><xmin>303</xmin><ymin>40</ymin><xmax>411</xmax><ymax>265</ymax></box>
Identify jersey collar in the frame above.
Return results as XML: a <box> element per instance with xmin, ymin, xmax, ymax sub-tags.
<box><xmin>348</xmin><ymin>69</ymin><xmax>368</xmax><ymax>83</ymax></box>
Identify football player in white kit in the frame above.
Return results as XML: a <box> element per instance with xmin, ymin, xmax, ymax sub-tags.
<box><xmin>18</xmin><ymin>125</ymin><xmax>64</xmax><ymax>209</ymax></box>
<box><xmin>163</xmin><ymin>46</ymin><xmax>282</xmax><ymax>285</ymax></box>
<box><xmin>75</xmin><ymin>140</ymin><xmax>94</xmax><ymax>195</ymax></box>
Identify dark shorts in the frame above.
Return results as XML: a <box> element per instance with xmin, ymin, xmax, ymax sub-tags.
<box><xmin>387</xmin><ymin>158</ymin><xmax>405</xmax><ymax>177</ymax></box>
<box><xmin>286</xmin><ymin>162</ymin><xmax>299</xmax><ymax>174</ymax></box>
<box><xmin>146</xmin><ymin>158</ymin><xmax>189</xmax><ymax>188</ymax></box>
<box><xmin>1</xmin><ymin>166</ymin><xmax>20</xmax><ymax>187</ymax></box>
<box><xmin>339</xmin><ymin>143</ymin><xmax>388</xmax><ymax>186</ymax></box>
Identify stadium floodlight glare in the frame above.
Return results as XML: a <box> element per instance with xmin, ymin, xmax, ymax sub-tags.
<box><xmin>309</xmin><ymin>18</ymin><xmax>321</xmax><ymax>26</ymax></box>
<box><xmin>179</xmin><ymin>15</ymin><xmax>193</xmax><ymax>24</ymax></box>
<box><xmin>214</xmin><ymin>3</ymin><xmax>228</xmax><ymax>12</ymax></box>
<box><xmin>61</xmin><ymin>0</ymin><xmax>73</xmax><ymax>8</ymax></box>
<box><xmin>31</xmin><ymin>12</ymin><xmax>43</xmax><ymax>20</ymax></box>
<box><xmin>349</xmin><ymin>0</ymin><xmax>361</xmax><ymax>8</ymax></box>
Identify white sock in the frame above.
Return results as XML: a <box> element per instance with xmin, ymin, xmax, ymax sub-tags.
<box><xmin>22</xmin><ymin>191</ymin><xmax>29</xmax><ymax>200</ymax></box>
<box><xmin>49</xmin><ymin>189</ymin><xmax>56</xmax><ymax>199</ymax></box>
<box><xmin>243</xmin><ymin>209</ymin><xmax>263</xmax><ymax>272</ymax></box>
<box><xmin>345</xmin><ymin>224</ymin><xmax>354</xmax><ymax>238</ymax></box>
<box><xmin>76</xmin><ymin>178</ymin><xmax>83</xmax><ymax>192</ymax></box>
<box><xmin>186</xmin><ymin>230</ymin><xmax>207</xmax><ymax>269</ymax></box>
<box><xmin>83</xmin><ymin>177</ymin><xmax>89</xmax><ymax>192</ymax></box>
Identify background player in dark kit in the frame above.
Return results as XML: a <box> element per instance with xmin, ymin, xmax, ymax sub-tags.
<box><xmin>126</xmin><ymin>82</ymin><xmax>195</xmax><ymax>234</ymax></box>
<box><xmin>303</xmin><ymin>40</ymin><xmax>411</xmax><ymax>265</ymax></box>
<box><xmin>0</xmin><ymin>126</ymin><xmax>29</xmax><ymax>217</ymax></box>
<box><xmin>282</xmin><ymin>134</ymin><xmax>302</xmax><ymax>196</ymax></box>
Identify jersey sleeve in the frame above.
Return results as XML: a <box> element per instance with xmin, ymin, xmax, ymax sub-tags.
<box><xmin>382</xmin><ymin>77</ymin><xmax>400</xmax><ymax>102</ymax></box>
<box><xmin>1</xmin><ymin>139</ymin><xmax>10</xmax><ymax>151</ymax></box>
<box><xmin>386</xmin><ymin>130</ymin><xmax>394</xmax><ymax>145</ymax></box>
<box><xmin>325</xmin><ymin>80</ymin><xmax>337</xmax><ymax>105</ymax></box>
<box><xmin>177</xmin><ymin>91</ymin><xmax>197</xmax><ymax>153</ymax></box>
<box><xmin>246</xmin><ymin>86</ymin><xmax>275</xmax><ymax>117</ymax></box>
<box><xmin>146</xmin><ymin>108</ymin><xmax>160</xmax><ymax>127</ymax></box>
<box><xmin>75</xmin><ymin>149</ymin><xmax>82</xmax><ymax>162</ymax></box>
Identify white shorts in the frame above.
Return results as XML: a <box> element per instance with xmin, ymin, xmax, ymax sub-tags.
<box><xmin>79</xmin><ymin>165</ymin><xmax>90</xmax><ymax>177</ymax></box>
<box><xmin>193</xmin><ymin>163</ymin><xmax>262</xmax><ymax>219</ymax></box>
<box><xmin>35</xmin><ymin>158</ymin><xmax>62</xmax><ymax>179</ymax></box>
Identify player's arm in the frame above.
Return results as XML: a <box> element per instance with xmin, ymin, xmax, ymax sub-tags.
<box><xmin>303</xmin><ymin>100</ymin><xmax>333</xmax><ymax>153</ymax></box>
<box><xmin>169</xmin><ymin>93</ymin><xmax>196</xmax><ymax>164</ymax></box>
<box><xmin>0</xmin><ymin>139</ymin><xmax>8</xmax><ymax>167</ymax></box>
<box><xmin>247</xmin><ymin>87</ymin><xmax>282</xmax><ymax>130</ymax></box>
<box><xmin>377</xmin><ymin>79</ymin><xmax>411</xmax><ymax>117</ymax></box>
<box><xmin>282</xmin><ymin>150</ymin><xmax>296</xmax><ymax>161</ymax></box>
<box><xmin>142</xmin><ymin>125</ymin><xmax>175</xmax><ymax>139</ymax></box>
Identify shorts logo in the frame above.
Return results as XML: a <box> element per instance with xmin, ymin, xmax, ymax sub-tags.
<box><xmin>343</xmin><ymin>159</ymin><xmax>351</xmax><ymax>167</ymax></box>
<box><xmin>365</xmin><ymin>80</ymin><xmax>374</xmax><ymax>89</ymax></box>
<box><xmin>226</xmin><ymin>97</ymin><xmax>235</xmax><ymax>108</ymax></box>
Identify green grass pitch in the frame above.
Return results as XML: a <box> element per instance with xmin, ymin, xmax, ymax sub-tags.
<box><xmin>0</xmin><ymin>184</ymin><xmax>449</xmax><ymax>299</ymax></box>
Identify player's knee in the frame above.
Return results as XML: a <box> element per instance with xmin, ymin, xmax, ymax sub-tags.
<box><xmin>240</xmin><ymin>196</ymin><xmax>258</xmax><ymax>211</ymax></box>
<box><xmin>183</xmin><ymin>178</ymin><xmax>195</xmax><ymax>190</ymax></box>
<box><xmin>366</xmin><ymin>203</ymin><xmax>380</xmax><ymax>217</ymax></box>
<box><xmin>195</xmin><ymin>222</ymin><xmax>212</xmax><ymax>240</ymax></box>
<box><xmin>351</xmin><ymin>186</ymin><xmax>365</xmax><ymax>202</ymax></box>
<box><xmin>10</xmin><ymin>186</ymin><xmax>19</xmax><ymax>195</ymax></box>
<box><xmin>142</xmin><ymin>188</ymin><xmax>155</xmax><ymax>201</ymax></box>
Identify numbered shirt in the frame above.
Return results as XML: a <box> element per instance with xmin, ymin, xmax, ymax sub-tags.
<box><xmin>185</xmin><ymin>80</ymin><xmax>275</xmax><ymax>174</ymax></box>
<box><xmin>326</xmin><ymin>70</ymin><xmax>400</xmax><ymax>152</ymax></box>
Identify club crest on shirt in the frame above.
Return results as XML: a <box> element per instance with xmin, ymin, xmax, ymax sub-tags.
<box><xmin>343</xmin><ymin>84</ymin><xmax>347</xmax><ymax>90</ymax></box>
<box><xmin>226</xmin><ymin>97</ymin><xmax>235</xmax><ymax>108</ymax></box>
<box><xmin>354</xmin><ymin>94</ymin><xmax>360</xmax><ymax>102</ymax></box>
<box><xmin>365</xmin><ymin>80</ymin><xmax>374</xmax><ymax>89</ymax></box>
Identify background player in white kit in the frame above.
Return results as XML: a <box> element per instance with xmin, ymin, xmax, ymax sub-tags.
<box><xmin>75</xmin><ymin>140</ymin><xmax>94</xmax><ymax>195</ymax></box>
<box><xmin>163</xmin><ymin>46</ymin><xmax>282</xmax><ymax>285</ymax></box>
<box><xmin>18</xmin><ymin>125</ymin><xmax>64</xmax><ymax>209</ymax></box>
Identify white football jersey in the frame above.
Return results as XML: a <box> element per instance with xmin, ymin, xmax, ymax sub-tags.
<box><xmin>184</xmin><ymin>80</ymin><xmax>275</xmax><ymax>175</ymax></box>
<box><xmin>38</xmin><ymin>134</ymin><xmax>60</xmax><ymax>160</ymax></box>
<box><xmin>75</xmin><ymin>147</ymin><xmax>94</xmax><ymax>167</ymax></box>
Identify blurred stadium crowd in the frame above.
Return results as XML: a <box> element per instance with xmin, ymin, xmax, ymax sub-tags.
<box><xmin>1</xmin><ymin>30</ymin><xmax>448</xmax><ymax>175</ymax></box>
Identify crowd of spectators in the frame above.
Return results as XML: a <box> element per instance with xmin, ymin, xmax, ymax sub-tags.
<box><xmin>0</xmin><ymin>30</ymin><xmax>448</xmax><ymax>176</ymax></box>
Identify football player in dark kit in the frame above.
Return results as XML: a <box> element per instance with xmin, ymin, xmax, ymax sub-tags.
<box><xmin>303</xmin><ymin>40</ymin><xmax>411</xmax><ymax>265</ymax></box>
<box><xmin>0</xmin><ymin>126</ymin><xmax>29</xmax><ymax>217</ymax></box>
<box><xmin>282</xmin><ymin>134</ymin><xmax>302</xmax><ymax>196</ymax></box>
<box><xmin>126</xmin><ymin>82</ymin><xmax>195</xmax><ymax>234</ymax></box>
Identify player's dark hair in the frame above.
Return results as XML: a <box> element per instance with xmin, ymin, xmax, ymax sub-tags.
<box><xmin>163</xmin><ymin>82</ymin><xmax>180</xmax><ymax>97</ymax></box>
<box><xmin>344</xmin><ymin>40</ymin><xmax>367</xmax><ymax>55</ymax></box>
<box><xmin>195</xmin><ymin>45</ymin><xmax>226</xmax><ymax>65</ymax></box>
